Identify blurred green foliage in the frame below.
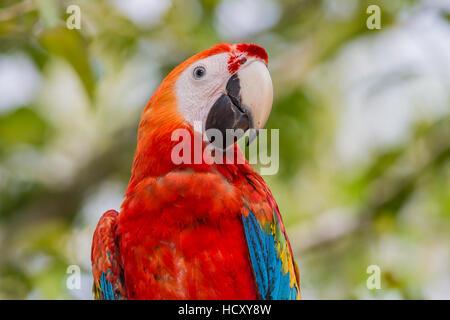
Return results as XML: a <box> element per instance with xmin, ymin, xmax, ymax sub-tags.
<box><xmin>0</xmin><ymin>0</ymin><xmax>449</xmax><ymax>299</ymax></box>
<box><xmin>0</xmin><ymin>107</ymin><xmax>50</xmax><ymax>149</ymax></box>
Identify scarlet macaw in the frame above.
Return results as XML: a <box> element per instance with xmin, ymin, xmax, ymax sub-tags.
<box><xmin>91</xmin><ymin>43</ymin><xmax>300</xmax><ymax>300</ymax></box>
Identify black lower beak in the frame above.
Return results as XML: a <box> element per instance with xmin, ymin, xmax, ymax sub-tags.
<box><xmin>205</xmin><ymin>74</ymin><xmax>253</xmax><ymax>149</ymax></box>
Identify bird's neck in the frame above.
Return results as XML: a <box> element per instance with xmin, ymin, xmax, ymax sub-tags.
<box><xmin>126</xmin><ymin>106</ymin><xmax>255</xmax><ymax>197</ymax></box>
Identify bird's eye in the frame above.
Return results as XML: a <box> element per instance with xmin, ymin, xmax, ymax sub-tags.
<box><xmin>193</xmin><ymin>66</ymin><xmax>206</xmax><ymax>79</ymax></box>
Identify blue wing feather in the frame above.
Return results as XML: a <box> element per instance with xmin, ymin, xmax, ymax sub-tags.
<box><xmin>242</xmin><ymin>211</ymin><xmax>298</xmax><ymax>300</ymax></box>
<box><xmin>99</xmin><ymin>273</ymin><xmax>115</xmax><ymax>300</ymax></box>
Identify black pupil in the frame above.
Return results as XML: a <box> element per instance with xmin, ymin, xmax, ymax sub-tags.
<box><xmin>195</xmin><ymin>68</ymin><xmax>204</xmax><ymax>78</ymax></box>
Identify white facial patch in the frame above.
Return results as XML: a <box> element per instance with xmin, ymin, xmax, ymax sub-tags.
<box><xmin>175</xmin><ymin>53</ymin><xmax>231</xmax><ymax>133</ymax></box>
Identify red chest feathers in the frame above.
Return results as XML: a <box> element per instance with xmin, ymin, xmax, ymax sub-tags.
<box><xmin>116</xmin><ymin>172</ymin><xmax>258</xmax><ymax>299</ymax></box>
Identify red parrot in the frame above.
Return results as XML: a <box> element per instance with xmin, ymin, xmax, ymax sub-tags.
<box><xmin>91</xmin><ymin>43</ymin><xmax>300</xmax><ymax>300</ymax></box>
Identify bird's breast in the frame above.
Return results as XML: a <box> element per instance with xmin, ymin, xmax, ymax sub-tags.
<box><xmin>118</xmin><ymin>213</ymin><xmax>258</xmax><ymax>299</ymax></box>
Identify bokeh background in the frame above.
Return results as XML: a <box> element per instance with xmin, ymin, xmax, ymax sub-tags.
<box><xmin>0</xmin><ymin>0</ymin><xmax>449</xmax><ymax>299</ymax></box>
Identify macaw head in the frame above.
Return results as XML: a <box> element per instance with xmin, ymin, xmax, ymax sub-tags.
<box><xmin>141</xmin><ymin>43</ymin><xmax>273</xmax><ymax>149</ymax></box>
<box><xmin>130</xmin><ymin>43</ymin><xmax>272</xmax><ymax>185</ymax></box>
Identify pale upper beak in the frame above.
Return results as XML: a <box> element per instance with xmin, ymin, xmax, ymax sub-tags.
<box><xmin>237</xmin><ymin>60</ymin><xmax>273</xmax><ymax>129</ymax></box>
<box><xmin>205</xmin><ymin>60</ymin><xmax>273</xmax><ymax>149</ymax></box>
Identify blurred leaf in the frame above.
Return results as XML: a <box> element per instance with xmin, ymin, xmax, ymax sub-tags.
<box><xmin>0</xmin><ymin>107</ymin><xmax>50</xmax><ymax>148</ymax></box>
<box><xmin>24</xmin><ymin>39</ymin><xmax>50</xmax><ymax>70</ymax></box>
<box><xmin>39</xmin><ymin>26</ymin><xmax>95</xmax><ymax>100</ymax></box>
<box><xmin>0</xmin><ymin>263</ymin><xmax>31</xmax><ymax>299</ymax></box>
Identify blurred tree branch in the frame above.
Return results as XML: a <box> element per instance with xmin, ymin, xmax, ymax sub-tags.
<box><xmin>0</xmin><ymin>0</ymin><xmax>34</xmax><ymax>22</ymax></box>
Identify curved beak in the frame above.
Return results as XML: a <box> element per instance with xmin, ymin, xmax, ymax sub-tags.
<box><xmin>205</xmin><ymin>60</ymin><xmax>273</xmax><ymax>149</ymax></box>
